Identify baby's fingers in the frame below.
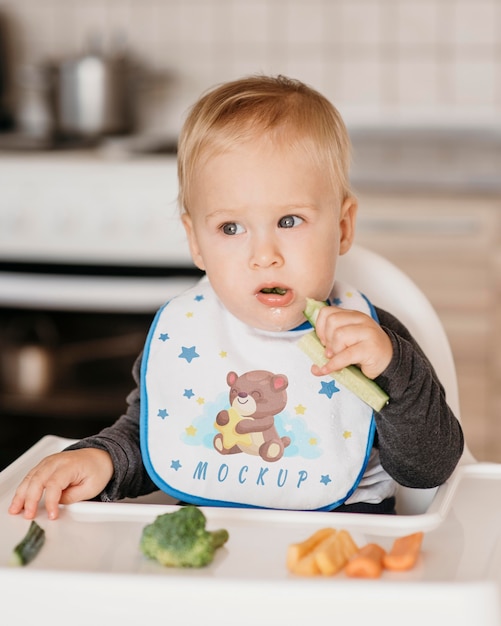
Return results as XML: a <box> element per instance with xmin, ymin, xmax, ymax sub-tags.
<box><xmin>312</xmin><ymin>342</ymin><xmax>362</xmax><ymax>376</ymax></box>
<box><xmin>8</xmin><ymin>453</ymin><xmax>72</xmax><ymax>520</ymax></box>
<box><xmin>9</xmin><ymin>472</ymin><xmax>47</xmax><ymax>519</ymax></box>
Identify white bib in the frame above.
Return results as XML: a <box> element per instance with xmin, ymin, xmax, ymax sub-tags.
<box><xmin>140</xmin><ymin>277</ymin><xmax>378</xmax><ymax>511</ymax></box>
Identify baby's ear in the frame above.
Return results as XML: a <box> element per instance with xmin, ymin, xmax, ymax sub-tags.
<box><xmin>339</xmin><ymin>196</ymin><xmax>358</xmax><ymax>255</ymax></box>
<box><xmin>181</xmin><ymin>213</ymin><xmax>205</xmax><ymax>270</ymax></box>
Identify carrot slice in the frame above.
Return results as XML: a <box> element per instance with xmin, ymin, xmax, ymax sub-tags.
<box><xmin>287</xmin><ymin>527</ymin><xmax>336</xmax><ymax>572</ymax></box>
<box><xmin>383</xmin><ymin>532</ymin><xmax>424</xmax><ymax>571</ymax></box>
<box><xmin>345</xmin><ymin>543</ymin><xmax>386</xmax><ymax>578</ymax></box>
<box><xmin>314</xmin><ymin>529</ymin><xmax>359</xmax><ymax>576</ymax></box>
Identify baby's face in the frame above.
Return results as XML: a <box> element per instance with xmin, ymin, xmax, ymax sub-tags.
<box><xmin>182</xmin><ymin>136</ymin><xmax>356</xmax><ymax>331</ymax></box>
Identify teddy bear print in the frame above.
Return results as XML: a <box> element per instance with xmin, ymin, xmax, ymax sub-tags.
<box><xmin>214</xmin><ymin>370</ymin><xmax>291</xmax><ymax>462</ymax></box>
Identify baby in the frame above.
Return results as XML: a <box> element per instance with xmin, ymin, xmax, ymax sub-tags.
<box><xmin>9</xmin><ymin>75</ymin><xmax>464</xmax><ymax>519</ymax></box>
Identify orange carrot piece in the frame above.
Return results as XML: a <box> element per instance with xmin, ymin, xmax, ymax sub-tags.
<box><xmin>314</xmin><ymin>529</ymin><xmax>359</xmax><ymax>576</ymax></box>
<box><xmin>345</xmin><ymin>543</ymin><xmax>386</xmax><ymax>578</ymax></box>
<box><xmin>382</xmin><ymin>532</ymin><xmax>424</xmax><ymax>571</ymax></box>
<box><xmin>287</xmin><ymin>527</ymin><xmax>336</xmax><ymax>572</ymax></box>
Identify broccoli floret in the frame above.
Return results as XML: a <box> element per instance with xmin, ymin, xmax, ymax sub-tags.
<box><xmin>140</xmin><ymin>505</ymin><xmax>229</xmax><ymax>568</ymax></box>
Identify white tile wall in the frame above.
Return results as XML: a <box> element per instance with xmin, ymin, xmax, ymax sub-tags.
<box><xmin>1</xmin><ymin>0</ymin><xmax>500</xmax><ymax>134</ymax></box>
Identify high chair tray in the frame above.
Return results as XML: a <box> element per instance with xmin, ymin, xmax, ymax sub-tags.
<box><xmin>0</xmin><ymin>435</ymin><xmax>500</xmax><ymax>626</ymax></box>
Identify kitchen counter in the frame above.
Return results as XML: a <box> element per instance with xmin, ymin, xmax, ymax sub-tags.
<box><xmin>1</xmin><ymin>125</ymin><xmax>500</xmax><ymax>196</ymax></box>
<box><xmin>349</xmin><ymin>126</ymin><xmax>501</xmax><ymax>195</ymax></box>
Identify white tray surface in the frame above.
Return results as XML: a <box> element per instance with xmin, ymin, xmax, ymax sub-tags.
<box><xmin>1</xmin><ymin>436</ymin><xmax>501</xmax><ymax>626</ymax></box>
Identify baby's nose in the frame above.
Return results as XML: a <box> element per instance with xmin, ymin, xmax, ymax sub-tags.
<box><xmin>250</xmin><ymin>235</ymin><xmax>283</xmax><ymax>268</ymax></box>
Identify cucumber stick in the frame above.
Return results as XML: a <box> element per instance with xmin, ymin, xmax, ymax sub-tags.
<box><xmin>299</xmin><ymin>298</ymin><xmax>389</xmax><ymax>412</ymax></box>
<box><xmin>10</xmin><ymin>520</ymin><xmax>46</xmax><ymax>566</ymax></box>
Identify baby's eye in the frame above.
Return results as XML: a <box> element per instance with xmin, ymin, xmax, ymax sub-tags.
<box><xmin>221</xmin><ymin>222</ymin><xmax>245</xmax><ymax>236</ymax></box>
<box><xmin>278</xmin><ymin>215</ymin><xmax>303</xmax><ymax>228</ymax></box>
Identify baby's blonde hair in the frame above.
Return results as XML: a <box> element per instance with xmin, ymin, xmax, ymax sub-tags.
<box><xmin>177</xmin><ymin>74</ymin><xmax>352</xmax><ymax>213</ymax></box>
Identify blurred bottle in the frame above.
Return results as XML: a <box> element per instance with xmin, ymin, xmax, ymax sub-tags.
<box><xmin>15</xmin><ymin>64</ymin><xmax>54</xmax><ymax>140</ymax></box>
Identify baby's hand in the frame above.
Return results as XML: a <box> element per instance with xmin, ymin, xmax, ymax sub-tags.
<box><xmin>311</xmin><ymin>306</ymin><xmax>392</xmax><ymax>380</ymax></box>
<box><xmin>8</xmin><ymin>448</ymin><xmax>114</xmax><ymax>520</ymax></box>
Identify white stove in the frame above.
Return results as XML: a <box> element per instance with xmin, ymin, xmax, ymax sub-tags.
<box><xmin>0</xmin><ymin>151</ymin><xmax>198</xmax><ymax>311</ymax></box>
<box><xmin>0</xmin><ymin>150</ymin><xmax>200</xmax><ymax>465</ymax></box>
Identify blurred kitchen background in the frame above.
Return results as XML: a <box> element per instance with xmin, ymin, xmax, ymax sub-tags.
<box><xmin>0</xmin><ymin>0</ymin><xmax>500</xmax><ymax>469</ymax></box>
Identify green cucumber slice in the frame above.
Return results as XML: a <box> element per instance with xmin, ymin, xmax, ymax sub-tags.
<box><xmin>304</xmin><ymin>297</ymin><xmax>328</xmax><ymax>326</ymax></box>
<box><xmin>299</xmin><ymin>298</ymin><xmax>389</xmax><ymax>412</ymax></box>
<box><xmin>10</xmin><ymin>520</ymin><xmax>46</xmax><ymax>566</ymax></box>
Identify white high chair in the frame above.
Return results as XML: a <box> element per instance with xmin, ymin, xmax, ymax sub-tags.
<box><xmin>337</xmin><ymin>244</ymin><xmax>476</xmax><ymax>514</ymax></box>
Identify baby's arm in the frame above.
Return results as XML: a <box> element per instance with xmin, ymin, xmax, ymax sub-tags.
<box><xmin>311</xmin><ymin>305</ymin><xmax>393</xmax><ymax>380</ymax></box>
<box><xmin>371</xmin><ymin>308</ymin><xmax>464</xmax><ymax>487</ymax></box>
<box><xmin>8</xmin><ymin>448</ymin><xmax>114</xmax><ymax>520</ymax></box>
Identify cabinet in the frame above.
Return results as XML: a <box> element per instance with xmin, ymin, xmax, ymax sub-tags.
<box><xmin>354</xmin><ymin>192</ymin><xmax>501</xmax><ymax>462</ymax></box>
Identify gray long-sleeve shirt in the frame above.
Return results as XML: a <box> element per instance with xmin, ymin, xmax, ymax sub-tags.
<box><xmin>67</xmin><ymin>306</ymin><xmax>464</xmax><ymax>511</ymax></box>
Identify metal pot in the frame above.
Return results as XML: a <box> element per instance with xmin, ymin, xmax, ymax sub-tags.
<box><xmin>52</xmin><ymin>51</ymin><xmax>135</xmax><ymax>139</ymax></box>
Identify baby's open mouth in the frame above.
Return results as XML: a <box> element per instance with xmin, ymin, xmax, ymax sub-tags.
<box><xmin>260</xmin><ymin>287</ymin><xmax>288</xmax><ymax>296</ymax></box>
<box><xmin>256</xmin><ymin>285</ymin><xmax>294</xmax><ymax>308</ymax></box>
